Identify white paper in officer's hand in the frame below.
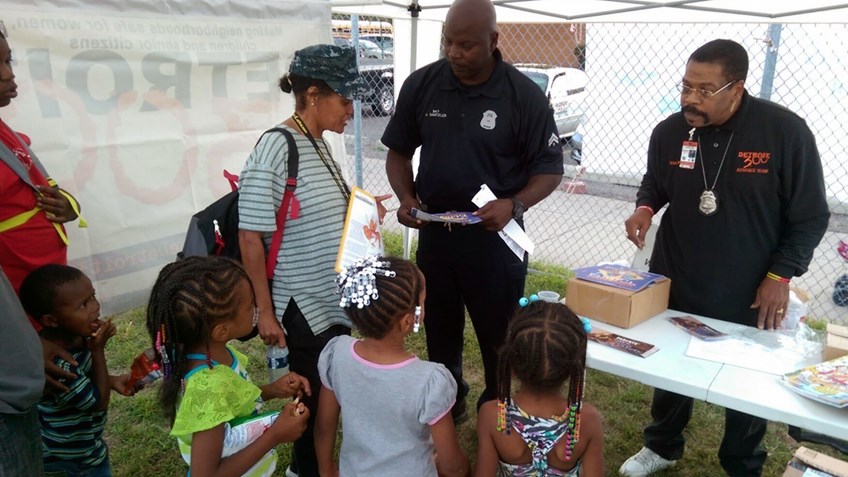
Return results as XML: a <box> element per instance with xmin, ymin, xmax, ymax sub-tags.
<box><xmin>471</xmin><ymin>184</ymin><xmax>534</xmax><ymax>260</ymax></box>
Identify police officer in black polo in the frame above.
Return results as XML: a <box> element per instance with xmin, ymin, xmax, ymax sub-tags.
<box><xmin>622</xmin><ymin>39</ymin><xmax>829</xmax><ymax>476</ymax></box>
<box><xmin>382</xmin><ymin>0</ymin><xmax>563</xmax><ymax>422</ymax></box>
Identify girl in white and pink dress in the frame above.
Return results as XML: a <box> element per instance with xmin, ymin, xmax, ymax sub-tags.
<box><xmin>314</xmin><ymin>256</ymin><xmax>470</xmax><ymax>477</ymax></box>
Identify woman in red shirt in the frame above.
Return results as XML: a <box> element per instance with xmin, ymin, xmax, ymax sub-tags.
<box><xmin>0</xmin><ymin>26</ymin><xmax>83</xmax><ymax>294</ymax></box>
<box><xmin>0</xmin><ymin>21</ymin><xmax>84</xmax><ymax>391</ymax></box>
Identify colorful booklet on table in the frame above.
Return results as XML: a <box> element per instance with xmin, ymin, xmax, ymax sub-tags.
<box><xmin>410</xmin><ymin>208</ymin><xmax>482</xmax><ymax>224</ymax></box>
<box><xmin>782</xmin><ymin>355</ymin><xmax>848</xmax><ymax>408</ymax></box>
<box><xmin>669</xmin><ymin>315</ymin><xmax>729</xmax><ymax>341</ymax></box>
<box><xmin>573</xmin><ymin>264</ymin><xmax>666</xmax><ymax>292</ymax></box>
<box><xmin>588</xmin><ymin>327</ymin><xmax>659</xmax><ymax>358</ymax></box>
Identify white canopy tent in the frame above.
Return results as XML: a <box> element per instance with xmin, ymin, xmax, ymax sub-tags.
<box><xmin>332</xmin><ymin>0</ymin><xmax>848</xmax><ymax>23</ymax></box>
<box><xmin>332</xmin><ymin>0</ymin><xmax>848</xmax><ymax>74</ymax></box>
<box><xmin>332</xmin><ymin>0</ymin><xmax>848</xmax><ymax>99</ymax></box>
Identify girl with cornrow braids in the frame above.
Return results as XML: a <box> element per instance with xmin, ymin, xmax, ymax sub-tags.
<box><xmin>146</xmin><ymin>256</ymin><xmax>311</xmax><ymax>477</ymax></box>
<box><xmin>314</xmin><ymin>256</ymin><xmax>470</xmax><ymax>477</ymax></box>
<box><xmin>475</xmin><ymin>300</ymin><xmax>605</xmax><ymax>477</ymax></box>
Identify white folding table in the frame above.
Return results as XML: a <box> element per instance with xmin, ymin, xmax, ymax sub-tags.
<box><xmin>585</xmin><ymin>313</ymin><xmax>723</xmax><ymax>401</ymax></box>
<box><xmin>585</xmin><ymin>310</ymin><xmax>848</xmax><ymax>440</ymax></box>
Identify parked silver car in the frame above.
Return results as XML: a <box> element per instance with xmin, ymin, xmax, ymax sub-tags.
<box><xmin>516</xmin><ymin>64</ymin><xmax>588</xmax><ymax>140</ymax></box>
<box><xmin>360</xmin><ymin>34</ymin><xmax>393</xmax><ymax>57</ymax></box>
<box><xmin>333</xmin><ymin>36</ymin><xmax>392</xmax><ymax>60</ymax></box>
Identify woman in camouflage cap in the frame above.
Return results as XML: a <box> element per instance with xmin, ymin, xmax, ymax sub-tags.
<box><xmin>237</xmin><ymin>44</ymin><xmax>388</xmax><ymax>477</ymax></box>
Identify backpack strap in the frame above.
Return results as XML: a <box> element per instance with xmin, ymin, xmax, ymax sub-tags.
<box><xmin>262</xmin><ymin>127</ymin><xmax>299</xmax><ymax>279</ymax></box>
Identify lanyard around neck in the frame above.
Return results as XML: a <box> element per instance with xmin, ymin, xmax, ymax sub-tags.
<box><xmin>697</xmin><ymin>131</ymin><xmax>735</xmax><ymax>192</ymax></box>
<box><xmin>290</xmin><ymin>113</ymin><xmax>351</xmax><ymax>203</ymax></box>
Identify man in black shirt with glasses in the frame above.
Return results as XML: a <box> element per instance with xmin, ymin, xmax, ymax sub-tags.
<box><xmin>621</xmin><ymin>39</ymin><xmax>830</xmax><ymax>477</ymax></box>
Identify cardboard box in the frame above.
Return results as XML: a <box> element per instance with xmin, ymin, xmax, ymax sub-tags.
<box><xmin>782</xmin><ymin>446</ymin><xmax>848</xmax><ymax>477</ymax></box>
<box><xmin>825</xmin><ymin>323</ymin><xmax>848</xmax><ymax>361</ymax></box>
<box><xmin>565</xmin><ymin>275</ymin><xmax>670</xmax><ymax>328</ymax></box>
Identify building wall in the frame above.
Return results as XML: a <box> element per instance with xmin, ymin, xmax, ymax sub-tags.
<box><xmin>498</xmin><ymin>23</ymin><xmax>585</xmax><ymax>69</ymax></box>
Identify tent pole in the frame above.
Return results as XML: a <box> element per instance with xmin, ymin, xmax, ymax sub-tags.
<box><xmin>352</xmin><ymin>15</ymin><xmax>364</xmax><ymax>187</ymax></box>
<box><xmin>759</xmin><ymin>23</ymin><xmax>782</xmax><ymax>101</ymax></box>
<box><xmin>408</xmin><ymin>1</ymin><xmax>420</xmax><ymax>70</ymax></box>
<box><xmin>403</xmin><ymin>1</ymin><xmax>421</xmax><ymax>260</ymax></box>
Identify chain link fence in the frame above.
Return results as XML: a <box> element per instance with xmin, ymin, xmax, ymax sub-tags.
<box><xmin>334</xmin><ymin>14</ymin><xmax>848</xmax><ymax>325</ymax></box>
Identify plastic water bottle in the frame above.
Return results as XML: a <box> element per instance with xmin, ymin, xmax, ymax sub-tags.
<box><xmin>266</xmin><ymin>345</ymin><xmax>290</xmax><ymax>382</ymax></box>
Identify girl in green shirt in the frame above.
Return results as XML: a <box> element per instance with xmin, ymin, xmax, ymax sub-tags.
<box><xmin>147</xmin><ymin>256</ymin><xmax>311</xmax><ymax>477</ymax></box>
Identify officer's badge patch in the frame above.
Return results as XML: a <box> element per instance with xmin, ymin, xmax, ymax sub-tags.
<box><xmin>480</xmin><ymin>110</ymin><xmax>497</xmax><ymax>130</ymax></box>
<box><xmin>548</xmin><ymin>132</ymin><xmax>559</xmax><ymax>147</ymax></box>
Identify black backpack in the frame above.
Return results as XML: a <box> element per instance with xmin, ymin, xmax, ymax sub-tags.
<box><xmin>179</xmin><ymin>127</ymin><xmax>299</xmax><ymax>276</ymax></box>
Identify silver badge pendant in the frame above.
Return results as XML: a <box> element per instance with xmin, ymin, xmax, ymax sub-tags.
<box><xmin>699</xmin><ymin>190</ymin><xmax>718</xmax><ymax>216</ymax></box>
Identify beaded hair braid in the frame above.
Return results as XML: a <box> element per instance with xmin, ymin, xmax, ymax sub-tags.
<box><xmin>496</xmin><ymin>301</ymin><xmax>588</xmax><ymax>461</ymax></box>
<box><xmin>146</xmin><ymin>256</ymin><xmax>254</xmax><ymax>423</ymax></box>
<box><xmin>336</xmin><ymin>255</ymin><xmax>422</xmax><ymax>339</ymax></box>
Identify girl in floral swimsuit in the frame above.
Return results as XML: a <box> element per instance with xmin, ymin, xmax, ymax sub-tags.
<box><xmin>474</xmin><ymin>299</ymin><xmax>605</xmax><ymax>476</ymax></box>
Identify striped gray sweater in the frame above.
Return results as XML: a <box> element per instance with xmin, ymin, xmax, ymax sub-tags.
<box><xmin>238</xmin><ymin>125</ymin><xmax>351</xmax><ymax>334</ymax></box>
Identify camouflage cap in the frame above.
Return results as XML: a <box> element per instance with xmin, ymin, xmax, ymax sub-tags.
<box><xmin>289</xmin><ymin>44</ymin><xmax>368</xmax><ymax>100</ymax></box>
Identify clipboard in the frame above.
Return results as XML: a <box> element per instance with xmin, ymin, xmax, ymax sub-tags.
<box><xmin>335</xmin><ymin>187</ymin><xmax>385</xmax><ymax>272</ymax></box>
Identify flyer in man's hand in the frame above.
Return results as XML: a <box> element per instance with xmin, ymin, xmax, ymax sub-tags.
<box><xmin>669</xmin><ymin>316</ymin><xmax>729</xmax><ymax>341</ymax></box>
<box><xmin>588</xmin><ymin>327</ymin><xmax>659</xmax><ymax>358</ymax></box>
<box><xmin>410</xmin><ymin>208</ymin><xmax>482</xmax><ymax>224</ymax></box>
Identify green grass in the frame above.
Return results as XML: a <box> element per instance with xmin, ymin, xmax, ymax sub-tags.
<box><xmin>103</xmin><ymin>311</ymin><xmax>842</xmax><ymax>476</ymax></box>
<box><xmin>100</xmin><ymin>234</ymin><xmax>843</xmax><ymax>475</ymax></box>
<box><xmin>527</xmin><ymin>260</ymin><xmax>574</xmax><ymax>298</ymax></box>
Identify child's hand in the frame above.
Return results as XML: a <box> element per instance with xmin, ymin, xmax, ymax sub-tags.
<box><xmin>88</xmin><ymin>319</ymin><xmax>115</xmax><ymax>350</ymax></box>
<box><xmin>269</xmin><ymin>401</ymin><xmax>309</xmax><ymax>443</ymax></box>
<box><xmin>110</xmin><ymin>374</ymin><xmax>135</xmax><ymax>396</ymax></box>
<box><xmin>268</xmin><ymin>371</ymin><xmax>312</xmax><ymax>399</ymax></box>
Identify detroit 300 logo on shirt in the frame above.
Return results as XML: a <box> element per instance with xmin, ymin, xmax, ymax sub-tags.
<box><xmin>736</xmin><ymin>150</ymin><xmax>772</xmax><ymax>174</ymax></box>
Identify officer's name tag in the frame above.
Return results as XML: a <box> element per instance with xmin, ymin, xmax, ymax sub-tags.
<box><xmin>680</xmin><ymin>141</ymin><xmax>697</xmax><ymax>169</ymax></box>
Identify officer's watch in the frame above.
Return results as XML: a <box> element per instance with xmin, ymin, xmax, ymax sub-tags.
<box><xmin>510</xmin><ymin>197</ymin><xmax>525</xmax><ymax>220</ymax></box>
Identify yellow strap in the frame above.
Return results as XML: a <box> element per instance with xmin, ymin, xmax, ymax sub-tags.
<box><xmin>52</xmin><ymin>221</ymin><xmax>69</xmax><ymax>245</ymax></box>
<box><xmin>57</xmin><ymin>188</ymin><xmax>87</xmax><ymax>228</ymax></box>
<box><xmin>45</xmin><ymin>178</ymin><xmax>87</xmax><ymax>228</ymax></box>
<box><xmin>0</xmin><ymin>207</ymin><xmax>70</xmax><ymax>245</ymax></box>
<box><xmin>0</xmin><ymin>181</ymin><xmax>84</xmax><ymax>245</ymax></box>
<box><xmin>0</xmin><ymin>208</ymin><xmax>40</xmax><ymax>233</ymax></box>
<box><xmin>0</xmin><ymin>207</ymin><xmax>69</xmax><ymax>245</ymax></box>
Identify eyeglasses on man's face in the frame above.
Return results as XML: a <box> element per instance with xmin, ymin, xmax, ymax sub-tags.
<box><xmin>677</xmin><ymin>80</ymin><xmax>736</xmax><ymax>99</ymax></box>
